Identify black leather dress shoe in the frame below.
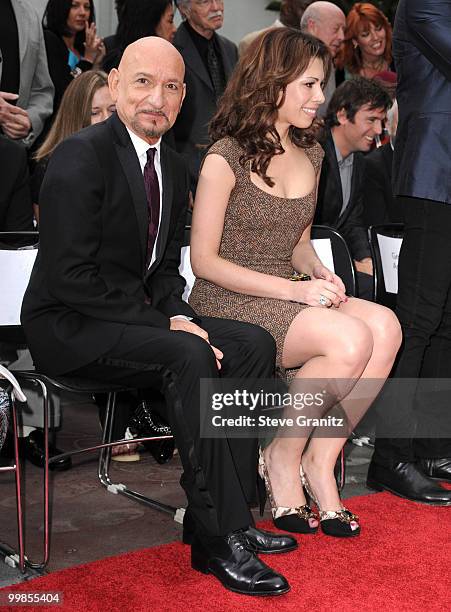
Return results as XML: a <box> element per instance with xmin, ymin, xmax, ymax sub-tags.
<box><xmin>183</xmin><ymin>511</ymin><xmax>297</xmax><ymax>554</ymax></box>
<box><xmin>237</xmin><ymin>526</ymin><xmax>298</xmax><ymax>554</ymax></box>
<box><xmin>367</xmin><ymin>460</ymin><xmax>451</xmax><ymax>505</ymax></box>
<box><xmin>418</xmin><ymin>457</ymin><xmax>451</xmax><ymax>483</ymax></box>
<box><xmin>21</xmin><ymin>430</ymin><xmax>72</xmax><ymax>471</ymax></box>
<box><xmin>128</xmin><ymin>400</ymin><xmax>175</xmax><ymax>464</ymax></box>
<box><xmin>191</xmin><ymin>531</ymin><xmax>290</xmax><ymax>596</ymax></box>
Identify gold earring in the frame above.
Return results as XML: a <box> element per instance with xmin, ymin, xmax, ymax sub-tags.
<box><xmin>353</xmin><ymin>40</ymin><xmax>358</xmax><ymax>49</ymax></box>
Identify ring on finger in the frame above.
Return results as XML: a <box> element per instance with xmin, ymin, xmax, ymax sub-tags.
<box><xmin>318</xmin><ymin>294</ymin><xmax>329</xmax><ymax>307</ymax></box>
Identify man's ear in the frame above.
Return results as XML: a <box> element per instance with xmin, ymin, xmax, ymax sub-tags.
<box><xmin>307</xmin><ymin>19</ymin><xmax>318</xmax><ymax>37</ymax></box>
<box><xmin>179</xmin><ymin>83</ymin><xmax>187</xmax><ymax>112</ymax></box>
<box><xmin>177</xmin><ymin>3</ymin><xmax>190</xmax><ymax>20</ymax></box>
<box><xmin>108</xmin><ymin>68</ymin><xmax>119</xmax><ymax>102</ymax></box>
<box><xmin>336</xmin><ymin>108</ymin><xmax>349</xmax><ymax>126</ymax></box>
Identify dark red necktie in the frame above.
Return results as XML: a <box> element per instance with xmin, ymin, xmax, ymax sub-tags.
<box><xmin>143</xmin><ymin>147</ymin><xmax>160</xmax><ymax>266</ymax></box>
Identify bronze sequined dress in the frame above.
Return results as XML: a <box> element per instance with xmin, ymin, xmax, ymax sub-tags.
<box><xmin>189</xmin><ymin>136</ymin><xmax>324</xmax><ymax>374</ymax></box>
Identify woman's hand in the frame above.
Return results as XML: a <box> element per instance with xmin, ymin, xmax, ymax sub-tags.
<box><xmin>290</xmin><ymin>275</ymin><xmax>347</xmax><ymax>308</ymax></box>
<box><xmin>83</xmin><ymin>22</ymin><xmax>105</xmax><ymax>65</ymax></box>
<box><xmin>312</xmin><ymin>263</ymin><xmax>347</xmax><ymax>297</ymax></box>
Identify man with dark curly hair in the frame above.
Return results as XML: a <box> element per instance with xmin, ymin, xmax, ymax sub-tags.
<box><xmin>314</xmin><ymin>77</ymin><xmax>391</xmax><ymax>299</ymax></box>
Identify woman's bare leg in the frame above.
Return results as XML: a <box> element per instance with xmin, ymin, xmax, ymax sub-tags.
<box><xmin>302</xmin><ymin>298</ymin><xmax>402</xmax><ymax>510</ymax></box>
<box><xmin>263</xmin><ymin>304</ymin><xmax>375</xmax><ymax>509</ymax></box>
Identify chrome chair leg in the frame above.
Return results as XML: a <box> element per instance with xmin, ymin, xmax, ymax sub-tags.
<box><xmin>11</xmin><ymin>393</ymin><xmax>25</xmax><ymax>573</ymax></box>
<box><xmin>21</xmin><ymin>377</ymin><xmax>50</xmax><ymax>571</ymax></box>
<box><xmin>97</xmin><ymin>391</ymin><xmax>115</xmax><ymax>489</ymax></box>
<box><xmin>0</xmin><ymin>389</ymin><xmax>26</xmax><ymax>572</ymax></box>
<box><xmin>97</xmin><ymin>393</ymin><xmax>180</xmax><ymax>516</ymax></box>
<box><xmin>9</xmin><ymin>371</ymin><xmax>186</xmax><ymax>571</ymax></box>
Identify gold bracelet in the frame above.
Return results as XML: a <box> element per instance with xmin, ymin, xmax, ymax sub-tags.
<box><xmin>289</xmin><ymin>272</ymin><xmax>311</xmax><ymax>282</ymax></box>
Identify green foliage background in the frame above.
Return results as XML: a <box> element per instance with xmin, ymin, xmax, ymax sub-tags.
<box><xmin>266</xmin><ymin>1</ymin><xmax>399</xmax><ymax>23</ymax></box>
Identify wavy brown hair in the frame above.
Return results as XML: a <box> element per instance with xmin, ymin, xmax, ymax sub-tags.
<box><xmin>209</xmin><ymin>27</ymin><xmax>331</xmax><ymax>187</ymax></box>
<box><xmin>336</xmin><ymin>3</ymin><xmax>392</xmax><ymax>75</ymax></box>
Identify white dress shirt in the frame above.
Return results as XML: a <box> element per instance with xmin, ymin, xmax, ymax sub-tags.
<box><xmin>126</xmin><ymin>127</ymin><xmax>163</xmax><ymax>269</ymax></box>
<box><xmin>126</xmin><ymin>127</ymin><xmax>190</xmax><ymax>321</ymax></box>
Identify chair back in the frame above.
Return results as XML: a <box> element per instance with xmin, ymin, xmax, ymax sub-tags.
<box><xmin>0</xmin><ymin>231</ymin><xmax>39</xmax><ymax>343</ymax></box>
<box><xmin>311</xmin><ymin>225</ymin><xmax>357</xmax><ymax>297</ymax></box>
<box><xmin>368</xmin><ymin>224</ymin><xmax>404</xmax><ymax>310</ymax></box>
<box><xmin>179</xmin><ymin>226</ymin><xmax>194</xmax><ymax>302</ymax></box>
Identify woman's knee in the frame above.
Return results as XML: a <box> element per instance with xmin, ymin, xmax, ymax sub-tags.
<box><xmin>332</xmin><ymin>319</ymin><xmax>374</xmax><ymax>371</ymax></box>
<box><xmin>370</xmin><ymin>306</ymin><xmax>403</xmax><ymax>354</ymax></box>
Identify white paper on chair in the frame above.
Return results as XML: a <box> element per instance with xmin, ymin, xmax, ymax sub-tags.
<box><xmin>377</xmin><ymin>234</ymin><xmax>403</xmax><ymax>294</ymax></box>
<box><xmin>311</xmin><ymin>238</ymin><xmax>335</xmax><ymax>272</ymax></box>
<box><xmin>0</xmin><ymin>249</ymin><xmax>37</xmax><ymax>326</ymax></box>
<box><xmin>179</xmin><ymin>245</ymin><xmax>195</xmax><ymax>302</ymax></box>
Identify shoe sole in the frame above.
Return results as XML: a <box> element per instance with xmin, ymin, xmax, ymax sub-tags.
<box><xmin>255</xmin><ymin>543</ymin><xmax>298</xmax><ymax>554</ymax></box>
<box><xmin>424</xmin><ymin>475</ymin><xmax>451</xmax><ymax>484</ymax></box>
<box><xmin>192</xmin><ymin>564</ymin><xmax>290</xmax><ymax>596</ymax></box>
<box><xmin>321</xmin><ymin>529</ymin><xmax>360</xmax><ymax>538</ymax></box>
<box><xmin>366</xmin><ymin>478</ymin><xmax>451</xmax><ymax>506</ymax></box>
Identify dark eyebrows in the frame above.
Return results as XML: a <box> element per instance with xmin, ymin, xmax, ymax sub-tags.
<box><xmin>133</xmin><ymin>71</ymin><xmax>183</xmax><ymax>85</ymax></box>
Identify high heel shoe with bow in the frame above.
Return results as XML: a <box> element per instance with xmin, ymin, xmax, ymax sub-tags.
<box><xmin>258</xmin><ymin>449</ymin><xmax>319</xmax><ymax>534</ymax></box>
<box><xmin>300</xmin><ymin>463</ymin><xmax>360</xmax><ymax>538</ymax></box>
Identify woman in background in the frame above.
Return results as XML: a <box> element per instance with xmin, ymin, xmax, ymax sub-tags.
<box><xmin>337</xmin><ymin>3</ymin><xmax>393</xmax><ymax>80</ymax></box>
<box><xmin>189</xmin><ymin>28</ymin><xmax>401</xmax><ymax>538</ymax></box>
<box><xmin>43</xmin><ymin>0</ymin><xmax>105</xmax><ymax>112</ymax></box>
<box><xmin>103</xmin><ymin>0</ymin><xmax>176</xmax><ymax>72</ymax></box>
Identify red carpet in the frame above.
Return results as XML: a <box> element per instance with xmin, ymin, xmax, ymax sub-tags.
<box><xmin>1</xmin><ymin>492</ymin><xmax>450</xmax><ymax>612</ymax></box>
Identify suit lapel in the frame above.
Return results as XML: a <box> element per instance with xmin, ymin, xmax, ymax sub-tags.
<box><xmin>111</xmin><ymin>115</ymin><xmax>148</xmax><ymax>272</ymax></box>
<box><xmin>216</xmin><ymin>35</ymin><xmax>234</xmax><ymax>78</ymax></box>
<box><xmin>177</xmin><ymin>23</ymin><xmax>213</xmax><ymax>92</ymax></box>
<box><xmin>12</xmin><ymin>0</ymin><xmax>27</xmax><ymax>64</ymax></box>
<box><xmin>347</xmin><ymin>153</ymin><xmax>363</xmax><ymax>219</ymax></box>
<box><xmin>325</xmin><ymin>132</ymin><xmax>344</xmax><ymax>221</ymax></box>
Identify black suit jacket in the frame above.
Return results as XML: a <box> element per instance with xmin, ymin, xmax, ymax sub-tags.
<box><xmin>363</xmin><ymin>143</ymin><xmax>404</xmax><ymax>227</ymax></box>
<box><xmin>315</xmin><ymin>129</ymin><xmax>370</xmax><ymax>261</ymax></box>
<box><xmin>173</xmin><ymin>22</ymin><xmax>238</xmax><ymax>191</ymax></box>
<box><xmin>21</xmin><ymin>113</ymin><xmax>195</xmax><ymax>376</ymax></box>
<box><xmin>393</xmin><ymin>0</ymin><xmax>451</xmax><ymax>204</ymax></box>
<box><xmin>0</xmin><ymin>136</ymin><xmax>33</xmax><ymax>231</ymax></box>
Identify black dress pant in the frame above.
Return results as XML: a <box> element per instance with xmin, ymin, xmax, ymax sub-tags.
<box><xmin>69</xmin><ymin>316</ymin><xmax>276</xmax><ymax>537</ymax></box>
<box><xmin>374</xmin><ymin>197</ymin><xmax>451</xmax><ymax>465</ymax></box>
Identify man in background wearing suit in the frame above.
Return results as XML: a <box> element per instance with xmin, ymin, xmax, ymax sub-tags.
<box><xmin>314</xmin><ymin>77</ymin><xmax>391</xmax><ymax>300</ymax></box>
<box><xmin>367</xmin><ymin>0</ymin><xmax>451</xmax><ymax>505</ymax></box>
<box><xmin>0</xmin><ymin>0</ymin><xmax>54</xmax><ymax>147</ymax></box>
<box><xmin>173</xmin><ymin>0</ymin><xmax>238</xmax><ymax>192</ymax></box>
<box><xmin>21</xmin><ymin>37</ymin><xmax>294</xmax><ymax>596</ymax></box>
